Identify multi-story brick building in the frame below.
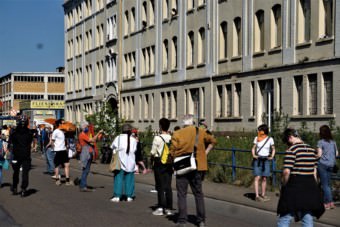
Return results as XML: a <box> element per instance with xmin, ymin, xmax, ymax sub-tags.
<box><xmin>64</xmin><ymin>0</ymin><xmax>340</xmax><ymax>132</ymax></box>
<box><xmin>0</xmin><ymin>67</ymin><xmax>65</xmax><ymax>120</ymax></box>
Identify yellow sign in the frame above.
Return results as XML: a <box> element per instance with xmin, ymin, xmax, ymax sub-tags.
<box><xmin>20</xmin><ymin>100</ymin><xmax>65</xmax><ymax>110</ymax></box>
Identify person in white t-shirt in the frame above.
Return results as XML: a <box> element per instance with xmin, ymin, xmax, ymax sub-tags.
<box><xmin>251</xmin><ymin>124</ymin><xmax>275</xmax><ymax>202</ymax></box>
<box><xmin>52</xmin><ymin>119</ymin><xmax>73</xmax><ymax>186</ymax></box>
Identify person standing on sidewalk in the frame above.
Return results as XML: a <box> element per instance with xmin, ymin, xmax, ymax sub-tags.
<box><xmin>10</xmin><ymin>118</ymin><xmax>33</xmax><ymax>197</ymax></box>
<box><xmin>150</xmin><ymin>118</ymin><xmax>173</xmax><ymax>216</ymax></box>
<box><xmin>277</xmin><ymin>128</ymin><xmax>325</xmax><ymax>226</ymax></box>
<box><xmin>78</xmin><ymin>121</ymin><xmax>103</xmax><ymax>192</ymax></box>
<box><xmin>52</xmin><ymin>119</ymin><xmax>73</xmax><ymax>186</ymax></box>
<box><xmin>110</xmin><ymin>124</ymin><xmax>139</xmax><ymax>202</ymax></box>
<box><xmin>43</xmin><ymin>126</ymin><xmax>55</xmax><ymax>175</ymax></box>
<box><xmin>170</xmin><ymin>115</ymin><xmax>216</xmax><ymax>227</ymax></box>
<box><xmin>316</xmin><ymin>125</ymin><xmax>338</xmax><ymax>210</ymax></box>
<box><xmin>251</xmin><ymin>124</ymin><xmax>275</xmax><ymax>202</ymax></box>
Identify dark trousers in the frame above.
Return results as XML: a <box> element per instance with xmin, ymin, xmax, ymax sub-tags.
<box><xmin>12</xmin><ymin>158</ymin><xmax>31</xmax><ymax>190</ymax></box>
<box><xmin>154</xmin><ymin>159</ymin><xmax>173</xmax><ymax>209</ymax></box>
<box><xmin>176</xmin><ymin>171</ymin><xmax>205</xmax><ymax>224</ymax></box>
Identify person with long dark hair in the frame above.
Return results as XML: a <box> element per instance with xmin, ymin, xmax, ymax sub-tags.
<box><xmin>317</xmin><ymin>125</ymin><xmax>338</xmax><ymax>210</ymax></box>
<box><xmin>110</xmin><ymin>124</ymin><xmax>139</xmax><ymax>202</ymax></box>
<box><xmin>277</xmin><ymin>128</ymin><xmax>324</xmax><ymax>226</ymax></box>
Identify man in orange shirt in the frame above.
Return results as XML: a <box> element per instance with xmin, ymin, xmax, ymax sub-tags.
<box><xmin>170</xmin><ymin>115</ymin><xmax>216</xmax><ymax>227</ymax></box>
<box><xmin>78</xmin><ymin>121</ymin><xmax>102</xmax><ymax>192</ymax></box>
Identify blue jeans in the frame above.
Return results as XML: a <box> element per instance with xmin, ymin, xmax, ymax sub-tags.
<box><xmin>277</xmin><ymin>212</ymin><xmax>313</xmax><ymax>227</ymax></box>
<box><xmin>45</xmin><ymin>147</ymin><xmax>55</xmax><ymax>173</ymax></box>
<box><xmin>80</xmin><ymin>153</ymin><xmax>93</xmax><ymax>189</ymax></box>
<box><xmin>318</xmin><ymin>163</ymin><xmax>333</xmax><ymax>204</ymax></box>
<box><xmin>113</xmin><ymin>169</ymin><xmax>135</xmax><ymax>198</ymax></box>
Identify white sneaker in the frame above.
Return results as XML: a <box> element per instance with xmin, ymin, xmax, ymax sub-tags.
<box><xmin>164</xmin><ymin>209</ymin><xmax>173</xmax><ymax>216</ymax></box>
<box><xmin>152</xmin><ymin>208</ymin><xmax>164</xmax><ymax>216</ymax></box>
<box><xmin>110</xmin><ymin>197</ymin><xmax>120</xmax><ymax>202</ymax></box>
<box><xmin>150</xmin><ymin>189</ymin><xmax>157</xmax><ymax>193</ymax></box>
<box><xmin>127</xmin><ymin>197</ymin><xmax>133</xmax><ymax>202</ymax></box>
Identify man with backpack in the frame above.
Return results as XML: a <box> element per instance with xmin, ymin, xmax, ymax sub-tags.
<box><xmin>150</xmin><ymin>118</ymin><xmax>173</xmax><ymax>216</ymax></box>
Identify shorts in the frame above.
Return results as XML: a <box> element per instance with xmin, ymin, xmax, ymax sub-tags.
<box><xmin>253</xmin><ymin>158</ymin><xmax>271</xmax><ymax>177</ymax></box>
<box><xmin>54</xmin><ymin>150</ymin><xmax>69</xmax><ymax>167</ymax></box>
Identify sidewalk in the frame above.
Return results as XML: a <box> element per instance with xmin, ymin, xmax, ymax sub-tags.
<box><xmin>53</xmin><ymin>156</ymin><xmax>340</xmax><ymax>226</ymax></box>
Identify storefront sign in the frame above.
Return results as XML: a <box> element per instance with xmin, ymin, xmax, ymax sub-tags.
<box><xmin>20</xmin><ymin>100</ymin><xmax>65</xmax><ymax>110</ymax></box>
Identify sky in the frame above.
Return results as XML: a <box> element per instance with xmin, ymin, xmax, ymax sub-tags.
<box><xmin>0</xmin><ymin>0</ymin><xmax>65</xmax><ymax>76</ymax></box>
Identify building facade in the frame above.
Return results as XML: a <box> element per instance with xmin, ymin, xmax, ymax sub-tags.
<box><xmin>64</xmin><ymin>0</ymin><xmax>340</xmax><ymax>132</ymax></box>
<box><xmin>0</xmin><ymin>68</ymin><xmax>65</xmax><ymax>119</ymax></box>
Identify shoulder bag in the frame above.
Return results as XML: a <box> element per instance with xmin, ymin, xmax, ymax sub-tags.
<box><xmin>173</xmin><ymin>127</ymin><xmax>199</xmax><ymax>175</ymax></box>
<box><xmin>109</xmin><ymin>136</ymin><xmax>121</xmax><ymax>172</ymax></box>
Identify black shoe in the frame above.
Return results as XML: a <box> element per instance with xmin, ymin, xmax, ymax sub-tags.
<box><xmin>74</xmin><ymin>177</ymin><xmax>80</xmax><ymax>186</ymax></box>
<box><xmin>11</xmin><ymin>187</ymin><xmax>18</xmax><ymax>195</ymax></box>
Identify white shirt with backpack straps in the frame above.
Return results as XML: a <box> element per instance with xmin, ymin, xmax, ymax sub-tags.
<box><xmin>151</xmin><ymin>134</ymin><xmax>171</xmax><ymax>158</ymax></box>
<box><xmin>253</xmin><ymin>136</ymin><xmax>274</xmax><ymax>157</ymax></box>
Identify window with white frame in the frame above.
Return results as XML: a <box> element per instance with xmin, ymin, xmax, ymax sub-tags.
<box><xmin>149</xmin><ymin>0</ymin><xmax>155</xmax><ymax>25</ymax></box>
<box><xmin>187</xmin><ymin>0</ymin><xmax>194</xmax><ymax>10</ymax></box>
<box><xmin>271</xmin><ymin>4</ymin><xmax>282</xmax><ymax>48</ymax></box>
<box><xmin>198</xmin><ymin>0</ymin><xmax>206</xmax><ymax>6</ymax></box>
<box><xmin>216</xmin><ymin>85</ymin><xmax>223</xmax><ymax>117</ymax></box>
<box><xmin>96</xmin><ymin>26</ymin><xmax>100</xmax><ymax>47</ymax></box>
<box><xmin>171</xmin><ymin>0</ymin><xmax>177</xmax><ymax>16</ymax></box>
<box><xmin>161</xmin><ymin>92</ymin><xmax>166</xmax><ymax>117</ymax></box>
<box><xmin>96</xmin><ymin>62</ymin><xmax>100</xmax><ymax>86</ymax></box>
<box><xmin>163</xmin><ymin>0</ymin><xmax>169</xmax><ymax>20</ymax></box>
<box><xmin>142</xmin><ymin>2</ymin><xmax>147</xmax><ymax>27</ymax></box>
<box><xmin>319</xmin><ymin>0</ymin><xmax>333</xmax><ymax>38</ymax></box>
<box><xmin>163</xmin><ymin>39</ymin><xmax>168</xmax><ymax>71</ymax></box>
<box><xmin>139</xmin><ymin>95</ymin><xmax>142</xmax><ymax>119</ymax></box>
<box><xmin>234</xmin><ymin>83</ymin><xmax>241</xmax><ymax>117</ymax></box>
<box><xmin>308</xmin><ymin>74</ymin><xmax>317</xmax><ymax>115</ymax></box>
<box><xmin>124</xmin><ymin>11</ymin><xmax>129</xmax><ymax>36</ymax></box>
<box><xmin>219</xmin><ymin>21</ymin><xmax>228</xmax><ymax>60</ymax></box>
<box><xmin>171</xmin><ymin>36</ymin><xmax>177</xmax><ymax>69</ymax></box>
<box><xmin>250</xmin><ymin>81</ymin><xmax>255</xmax><ymax>117</ymax></box>
<box><xmin>323</xmin><ymin>72</ymin><xmax>333</xmax><ymax>114</ymax></box>
<box><xmin>254</xmin><ymin>10</ymin><xmax>265</xmax><ymax>52</ymax></box>
<box><xmin>131</xmin><ymin>8</ymin><xmax>136</xmax><ymax>33</ymax></box>
<box><xmin>198</xmin><ymin>27</ymin><xmax>205</xmax><ymax>64</ymax></box>
<box><xmin>294</xmin><ymin>76</ymin><xmax>303</xmax><ymax>115</ymax></box>
<box><xmin>297</xmin><ymin>0</ymin><xmax>311</xmax><ymax>43</ymax></box>
<box><xmin>187</xmin><ymin>31</ymin><xmax>194</xmax><ymax>66</ymax></box>
<box><xmin>226</xmin><ymin>85</ymin><xmax>232</xmax><ymax>117</ymax></box>
<box><xmin>144</xmin><ymin>94</ymin><xmax>149</xmax><ymax>119</ymax></box>
<box><xmin>233</xmin><ymin>17</ymin><xmax>242</xmax><ymax>57</ymax></box>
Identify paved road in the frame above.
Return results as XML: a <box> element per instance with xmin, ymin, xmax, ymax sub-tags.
<box><xmin>0</xmin><ymin>157</ymin><xmax>336</xmax><ymax>227</ymax></box>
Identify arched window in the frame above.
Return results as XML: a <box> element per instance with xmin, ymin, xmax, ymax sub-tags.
<box><xmin>297</xmin><ymin>0</ymin><xmax>311</xmax><ymax>43</ymax></box>
<box><xmin>124</xmin><ymin>11</ymin><xmax>129</xmax><ymax>36</ymax></box>
<box><xmin>188</xmin><ymin>0</ymin><xmax>194</xmax><ymax>10</ymax></box>
<box><xmin>163</xmin><ymin>0</ymin><xmax>168</xmax><ymax>20</ymax></box>
<box><xmin>171</xmin><ymin>36</ymin><xmax>177</xmax><ymax>69</ymax></box>
<box><xmin>149</xmin><ymin>0</ymin><xmax>155</xmax><ymax>25</ymax></box>
<box><xmin>271</xmin><ymin>4</ymin><xmax>282</xmax><ymax>48</ymax></box>
<box><xmin>219</xmin><ymin>21</ymin><xmax>228</xmax><ymax>59</ymax></box>
<box><xmin>163</xmin><ymin>39</ymin><xmax>168</xmax><ymax>71</ymax></box>
<box><xmin>131</xmin><ymin>8</ymin><xmax>136</xmax><ymax>32</ymax></box>
<box><xmin>233</xmin><ymin>17</ymin><xmax>242</xmax><ymax>56</ymax></box>
<box><xmin>254</xmin><ymin>10</ymin><xmax>264</xmax><ymax>52</ymax></box>
<box><xmin>198</xmin><ymin>27</ymin><xmax>205</xmax><ymax>63</ymax></box>
<box><xmin>187</xmin><ymin>31</ymin><xmax>194</xmax><ymax>66</ymax></box>
<box><xmin>142</xmin><ymin>2</ymin><xmax>147</xmax><ymax>27</ymax></box>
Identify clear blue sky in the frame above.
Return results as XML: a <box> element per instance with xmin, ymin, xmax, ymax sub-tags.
<box><xmin>0</xmin><ymin>0</ymin><xmax>64</xmax><ymax>76</ymax></box>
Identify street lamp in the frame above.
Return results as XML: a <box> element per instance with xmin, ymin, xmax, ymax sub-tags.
<box><xmin>264</xmin><ymin>81</ymin><xmax>272</xmax><ymax>132</ymax></box>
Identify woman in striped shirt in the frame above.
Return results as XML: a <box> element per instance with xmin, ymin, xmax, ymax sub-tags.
<box><xmin>277</xmin><ymin>128</ymin><xmax>324</xmax><ymax>227</ymax></box>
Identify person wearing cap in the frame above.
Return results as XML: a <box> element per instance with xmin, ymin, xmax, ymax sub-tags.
<box><xmin>110</xmin><ymin>124</ymin><xmax>139</xmax><ymax>202</ymax></box>
<box><xmin>10</xmin><ymin>118</ymin><xmax>33</xmax><ymax>197</ymax></box>
<box><xmin>78</xmin><ymin>121</ymin><xmax>103</xmax><ymax>192</ymax></box>
<box><xmin>170</xmin><ymin>115</ymin><xmax>217</xmax><ymax>227</ymax></box>
<box><xmin>277</xmin><ymin>128</ymin><xmax>324</xmax><ymax>226</ymax></box>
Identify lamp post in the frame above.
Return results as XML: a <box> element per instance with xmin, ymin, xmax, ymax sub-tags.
<box><xmin>264</xmin><ymin>81</ymin><xmax>272</xmax><ymax>132</ymax></box>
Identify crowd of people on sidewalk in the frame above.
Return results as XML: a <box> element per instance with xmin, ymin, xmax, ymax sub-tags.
<box><xmin>0</xmin><ymin>114</ymin><xmax>338</xmax><ymax>227</ymax></box>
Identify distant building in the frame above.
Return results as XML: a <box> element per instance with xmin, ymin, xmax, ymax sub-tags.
<box><xmin>0</xmin><ymin>68</ymin><xmax>65</xmax><ymax>121</ymax></box>
<box><xmin>63</xmin><ymin>0</ymin><xmax>340</xmax><ymax>132</ymax></box>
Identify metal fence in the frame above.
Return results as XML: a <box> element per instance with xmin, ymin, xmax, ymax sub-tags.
<box><xmin>209</xmin><ymin>147</ymin><xmax>340</xmax><ymax>187</ymax></box>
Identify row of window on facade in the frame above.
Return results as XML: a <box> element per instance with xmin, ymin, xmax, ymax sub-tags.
<box><xmin>66</xmin><ymin>0</ymin><xmax>105</xmax><ymax>29</ymax></box>
<box><xmin>67</xmin><ymin>61</ymin><xmax>105</xmax><ymax>92</ymax></box>
<box><xmin>13</xmin><ymin>76</ymin><xmax>64</xmax><ymax>83</ymax></box>
<box><xmin>13</xmin><ymin>94</ymin><xmax>64</xmax><ymax>101</ymax></box>
<box><xmin>121</xmin><ymin>71</ymin><xmax>333</xmax><ymax>121</ymax></box>
<box><xmin>67</xmin><ymin>24</ymin><xmax>104</xmax><ymax>59</ymax></box>
<box><xmin>65</xmin><ymin>102</ymin><xmax>106</xmax><ymax>123</ymax></box>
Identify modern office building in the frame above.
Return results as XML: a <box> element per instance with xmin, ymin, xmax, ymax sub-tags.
<box><xmin>64</xmin><ymin>0</ymin><xmax>340</xmax><ymax>132</ymax></box>
<box><xmin>0</xmin><ymin>67</ymin><xmax>65</xmax><ymax>122</ymax></box>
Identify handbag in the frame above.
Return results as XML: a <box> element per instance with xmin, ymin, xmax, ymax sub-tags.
<box><xmin>109</xmin><ymin>150</ymin><xmax>121</xmax><ymax>172</ymax></box>
<box><xmin>173</xmin><ymin>127</ymin><xmax>199</xmax><ymax>176</ymax></box>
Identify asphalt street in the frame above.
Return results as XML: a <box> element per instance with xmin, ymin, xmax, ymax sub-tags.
<box><xmin>0</xmin><ymin>156</ymin><xmax>337</xmax><ymax>227</ymax></box>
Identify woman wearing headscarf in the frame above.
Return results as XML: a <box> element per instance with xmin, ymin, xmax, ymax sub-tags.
<box><xmin>110</xmin><ymin>124</ymin><xmax>139</xmax><ymax>202</ymax></box>
<box><xmin>317</xmin><ymin>125</ymin><xmax>338</xmax><ymax>210</ymax></box>
<box><xmin>277</xmin><ymin>128</ymin><xmax>324</xmax><ymax>226</ymax></box>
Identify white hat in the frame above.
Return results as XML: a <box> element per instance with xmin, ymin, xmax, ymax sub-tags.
<box><xmin>182</xmin><ymin>115</ymin><xmax>194</xmax><ymax>126</ymax></box>
<box><xmin>80</xmin><ymin>121</ymin><xmax>89</xmax><ymax>130</ymax></box>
